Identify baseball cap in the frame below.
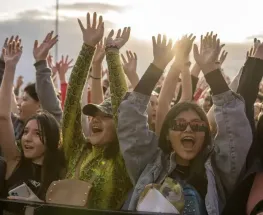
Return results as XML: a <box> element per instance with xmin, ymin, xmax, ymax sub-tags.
<box><xmin>82</xmin><ymin>97</ymin><xmax>112</xmax><ymax>117</ymax></box>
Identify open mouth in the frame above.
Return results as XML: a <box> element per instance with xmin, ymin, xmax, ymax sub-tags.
<box><xmin>181</xmin><ymin>136</ymin><xmax>195</xmax><ymax>149</ymax></box>
<box><xmin>24</xmin><ymin>145</ymin><xmax>34</xmax><ymax>150</ymax></box>
<box><xmin>91</xmin><ymin>125</ymin><xmax>103</xmax><ymax>134</ymax></box>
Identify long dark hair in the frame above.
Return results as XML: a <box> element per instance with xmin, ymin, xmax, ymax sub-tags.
<box><xmin>19</xmin><ymin>110</ymin><xmax>65</xmax><ymax>199</ymax></box>
<box><xmin>159</xmin><ymin>102</ymin><xmax>213</xmax><ymax>198</ymax></box>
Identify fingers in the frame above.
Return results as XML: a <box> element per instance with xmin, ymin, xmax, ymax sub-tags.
<box><xmin>87</xmin><ymin>12</ymin><xmax>91</xmax><ymax>28</ymax></box>
<box><xmin>116</xmin><ymin>29</ymin><xmax>121</xmax><ymax>38</ymax></box>
<box><xmin>157</xmin><ymin>34</ymin><xmax>161</xmax><ymax>45</ymax></box>
<box><xmin>193</xmin><ymin>44</ymin><xmax>200</xmax><ymax>62</ymax></box>
<box><xmin>152</xmin><ymin>36</ymin><xmax>157</xmax><ymax>48</ymax></box>
<box><xmin>122</xmin><ymin>50</ymin><xmax>137</xmax><ymax>64</ymax></box>
<box><xmin>3</xmin><ymin>38</ymin><xmax>8</xmax><ymax>48</ymax></box>
<box><xmin>134</xmin><ymin>52</ymin><xmax>137</xmax><ymax>60</ymax></box>
<box><xmin>162</xmin><ymin>35</ymin><xmax>167</xmax><ymax>46</ymax></box>
<box><xmin>121</xmin><ymin>53</ymin><xmax>127</xmax><ymax>64</ymax></box>
<box><xmin>67</xmin><ymin>58</ymin><xmax>74</xmax><ymax>65</ymax></box>
<box><xmin>107</xmin><ymin>30</ymin><xmax>114</xmax><ymax>40</ymax></box>
<box><xmin>167</xmin><ymin>39</ymin><xmax>173</xmax><ymax>50</ymax></box>
<box><xmin>92</xmin><ymin>12</ymin><xmax>97</xmax><ymax>29</ymax></box>
<box><xmin>123</xmin><ymin>27</ymin><xmax>131</xmax><ymax>41</ymax></box>
<box><xmin>98</xmin><ymin>15</ymin><xmax>103</xmax><ymax>28</ymax></box>
<box><xmin>65</xmin><ymin>55</ymin><xmax>68</xmax><ymax>63</ymax></box>
<box><xmin>7</xmin><ymin>36</ymin><xmax>14</xmax><ymax>47</ymax></box>
<box><xmin>49</xmin><ymin>35</ymin><xmax>58</xmax><ymax>49</ymax></box>
<box><xmin>78</xmin><ymin>19</ymin><xmax>85</xmax><ymax>32</ymax></box>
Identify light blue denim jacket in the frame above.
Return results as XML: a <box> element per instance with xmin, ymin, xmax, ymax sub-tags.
<box><xmin>118</xmin><ymin>90</ymin><xmax>252</xmax><ymax>215</ymax></box>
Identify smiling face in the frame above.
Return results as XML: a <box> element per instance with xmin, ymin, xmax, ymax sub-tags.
<box><xmin>167</xmin><ymin>109</ymin><xmax>206</xmax><ymax>166</ymax></box>
<box><xmin>88</xmin><ymin>111</ymin><xmax>117</xmax><ymax>146</ymax></box>
<box><xmin>21</xmin><ymin>119</ymin><xmax>46</xmax><ymax>164</ymax></box>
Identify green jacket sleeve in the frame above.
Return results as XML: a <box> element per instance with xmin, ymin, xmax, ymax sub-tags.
<box><xmin>62</xmin><ymin>44</ymin><xmax>95</xmax><ymax>161</ymax></box>
<box><xmin>106</xmin><ymin>50</ymin><xmax>128</xmax><ymax>125</ymax></box>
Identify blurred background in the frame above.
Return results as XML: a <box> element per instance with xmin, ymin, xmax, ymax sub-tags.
<box><xmin>0</xmin><ymin>0</ymin><xmax>262</xmax><ymax>83</ymax></box>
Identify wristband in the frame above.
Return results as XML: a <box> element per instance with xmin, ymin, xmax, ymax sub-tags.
<box><xmin>89</xmin><ymin>75</ymin><xmax>101</xmax><ymax>80</ymax></box>
<box><xmin>105</xmin><ymin>44</ymin><xmax>119</xmax><ymax>51</ymax></box>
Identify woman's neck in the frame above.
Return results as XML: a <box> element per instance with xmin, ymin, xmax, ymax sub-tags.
<box><xmin>175</xmin><ymin>156</ymin><xmax>190</xmax><ymax>166</ymax></box>
<box><xmin>32</xmin><ymin>156</ymin><xmax>44</xmax><ymax>165</ymax></box>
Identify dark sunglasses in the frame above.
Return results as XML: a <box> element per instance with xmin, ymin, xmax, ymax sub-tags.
<box><xmin>170</xmin><ymin>119</ymin><xmax>207</xmax><ymax>132</ymax></box>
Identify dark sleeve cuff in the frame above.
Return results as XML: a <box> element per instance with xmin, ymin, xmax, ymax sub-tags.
<box><xmin>34</xmin><ymin>60</ymin><xmax>47</xmax><ymax>67</ymax></box>
<box><xmin>205</xmin><ymin>69</ymin><xmax>229</xmax><ymax>95</ymax></box>
<box><xmin>134</xmin><ymin>63</ymin><xmax>163</xmax><ymax>96</ymax></box>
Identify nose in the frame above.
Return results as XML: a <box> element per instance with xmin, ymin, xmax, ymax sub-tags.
<box><xmin>91</xmin><ymin>116</ymin><xmax>101</xmax><ymax>123</ymax></box>
<box><xmin>17</xmin><ymin>99</ymin><xmax>22</xmax><ymax>107</ymax></box>
<box><xmin>23</xmin><ymin>132</ymin><xmax>33</xmax><ymax>142</ymax></box>
<box><xmin>184</xmin><ymin>123</ymin><xmax>193</xmax><ymax>132</ymax></box>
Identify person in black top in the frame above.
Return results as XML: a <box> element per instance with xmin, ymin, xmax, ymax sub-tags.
<box><xmin>0</xmin><ymin>38</ymin><xmax>64</xmax><ymax>214</ymax></box>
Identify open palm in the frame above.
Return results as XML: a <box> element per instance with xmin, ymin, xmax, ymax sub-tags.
<box><xmin>78</xmin><ymin>12</ymin><xmax>104</xmax><ymax>47</ymax></box>
<box><xmin>106</xmin><ymin>27</ymin><xmax>131</xmax><ymax>49</ymax></box>
<box><xmin>3</xmin><ymin>40</ymin><xmax>23</xmax><ymax>66</ymax></box>
<box><xmin>193</xmin><ymin>33</ymin><xmax>224</xmax><ymax>67</ymax></box>
<box><xmin>93</xmin><ymin>38</ymin><xmax>106</xmax><ymax>64</ymax></box>
<box><xmin>33</xmin><ymin>31</ymin><xmax>58</xmax><ymax>62</ymax></box>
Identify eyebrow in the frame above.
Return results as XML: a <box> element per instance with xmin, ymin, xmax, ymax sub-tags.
<box><xmin>24</xmin><ymin>128</ymin><xmax>41</xmax><ymax>132</ymax></box>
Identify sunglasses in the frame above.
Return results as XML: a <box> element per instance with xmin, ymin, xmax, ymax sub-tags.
<box><xmin>170</xmin><ymin>119</ymin><xmax>207</xmax><ymax>132</ymax></box>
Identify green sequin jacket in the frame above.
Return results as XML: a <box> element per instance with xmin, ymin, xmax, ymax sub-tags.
<box><xmin>62</xmin><ymin>44</ymin><xmax>132</xmax><ymax>210</ymax></box>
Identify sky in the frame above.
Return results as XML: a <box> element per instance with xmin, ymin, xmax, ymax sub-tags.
<box><xmin>0</xmin><ymin>0</ymin><xmax>263</xmax><ymax>82</ymax></box>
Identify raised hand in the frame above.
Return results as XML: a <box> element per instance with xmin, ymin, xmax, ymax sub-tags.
<box><xmin>152</xmin><ymin>34</ymin><xmax>176</xmax><ymax>70</ymax></box>
<box><xmin>47</xmin><ymin>54</ymin><xmax>58</xmax><ymax>78</ymax></box>
<box><xmin>78</xmin><ymin>12</ymin><xmax>104</xmax><ymax>47</ymax></box>
<box><xmin>121</xmin><ymin>51</ymin><xmax>137</xmax><ymax>76</ymax></box>
<box><xmin>16</xmin><ymin>75</ymin><xmax>24</xmax><ymax>88</ymax></box>
<box><xmin>3</xmin><ymin>39</ymin><xmax>23</xmax><ymax>66</ymax></box>
<box><xmin>219</xmin><ymin>50</ymin><xmax>228</xmax><ymax>65</ymax></box>
<box><xmin>174</xmin><ymin>34</ymin><xmax>196</xmax><ymax>68</ymax></box>
<box><xmin>252</xmin><ymin>38</ymin><xmax>263</xmax><ymax>60</ymax></box>
<box><xmin>193</xmin><ymin>32</ymin><xmax>224</xmax><ymax>74</ymax></box>
<box><xmin>0</xmin><ymin>36</ymin><xmax>21</xmax><ymax>61</ymax></box>
<box><xmin>33</xmin><ymin>31</ymin><xmax>58</xmax><ymax>62</ymax></box>
<box><xmin>106</xmin><ymin>27</ymin><xmax>131</xmax><ymax>50</ymax></box>
<box><xmin>121</xmin><ymin>51</ymin><xmax>138</xmax><ymax>87</ymax></box>
<box><xmin>57</xmin><ymin>55</ymin><xmax>74</xmax><ymax>82</ymax></box>
<box><xmin>93</xmin><ymin>38</ymin><xmax>106</xmax><ymax>64</ymax></box>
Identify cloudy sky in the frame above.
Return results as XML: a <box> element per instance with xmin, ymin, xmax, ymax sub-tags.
<box><xmin>1</xmin><ymin>0</ymin><xmax>263</xmax><ymax>83</ymax></box>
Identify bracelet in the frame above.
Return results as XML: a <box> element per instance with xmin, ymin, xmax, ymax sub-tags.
<box><xmin>105</xmin><ymin>44</ymin><xmax>119</xmax><ymax>51</ymax></box>
<box><xmin>89</xmin><ymin>75</ymin><xmax>101</xmax><ymax>80</ymax></box>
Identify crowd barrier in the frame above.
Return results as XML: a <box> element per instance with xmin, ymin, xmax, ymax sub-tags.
<box><xmin>0</xmin><ymin>199</ymin><xmax>178</xmax><ymax>215</ymax></box>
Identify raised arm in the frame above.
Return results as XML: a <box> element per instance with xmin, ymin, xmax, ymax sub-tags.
<box><xmin>118</xmin><ymin>34</ymin><xmax>176</xmax><ymax>184</ymax></box>
<box><xmin>0</xmin><ymin>39</ymin><xmax>22</xmax><ymax>162</ymax></box>
<box><xmin>90</xmin><ymin>38</ymin><xmax>105</xmax><ymax>104</ymax></box>
<box><xmin>33</xmin><ymin>32</ymin><xmax>62</xmax><ymax>123</ymax></box>
<box><xmin>156</xmin><ymin>35</ymin><xmax>195</xmax><ymax>135</ymax></box>
<box><xmin>237</xmin><ymin>40</ymin><xmax>263</xmax><ymax>133</ymax></box>
<box><xmin>105</xmin><ymin>27</ymin><xmax>131</xmax><ymax>124</ymax></box>
<box><xmin>155</xmin><ymin>65</ymin><xmax>180</xmax><ymax>135</ymax></box>
<box><xmin>56</xmin><ymin>55</ymin><xmax>73</xmax><ymax>109</ymax></box>
<box><xmin>62</xmin><ymin>12</ymin><xmax>104</xmax><ymax>160</ymax></box>
<box><xmin>121</xmin><ymin>51</ymin><xmax>139</xmax><ymax>89</ymax></box>
<box><xmin>193</xmin><ymin>33</ymin><xmax>252</xmax><ymax>195</ymax></box>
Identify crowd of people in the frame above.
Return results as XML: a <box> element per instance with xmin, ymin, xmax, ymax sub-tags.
<box><xmin>0</xmin><ymin>11</ymin><xmax>263</xmax><ymax>215</ymax></box>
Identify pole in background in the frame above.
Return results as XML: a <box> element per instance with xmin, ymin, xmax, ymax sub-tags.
<box><xmin>55</xmin><ymin>0</ymin><xmax>59</xmax><ymax>63</ymax></box>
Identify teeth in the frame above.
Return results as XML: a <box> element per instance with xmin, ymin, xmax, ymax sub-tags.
<box><xmin>182</xmin><ymin>137</ymin><xmax>194</xmax><ymax>141</ymax></box>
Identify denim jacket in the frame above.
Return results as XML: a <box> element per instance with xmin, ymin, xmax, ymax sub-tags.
<box><xmin>117</xmin><ymin>90</ymin><xmax>252</xmax><ymax>215</ymax></box>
